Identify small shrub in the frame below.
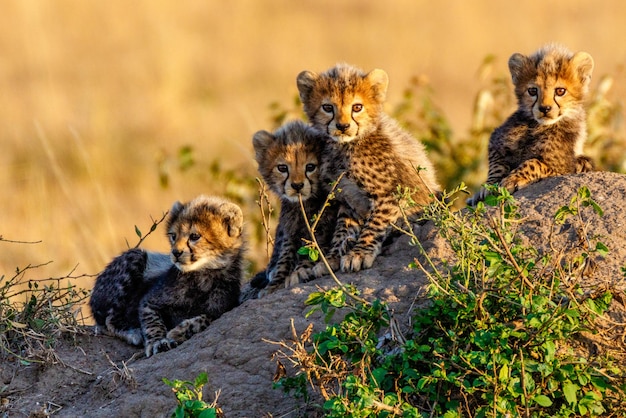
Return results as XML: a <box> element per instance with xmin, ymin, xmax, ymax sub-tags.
<box><xmin>272</xmin><ymin>186</ymin><xmax>626</xmax><ymax>417</ymax></box>
<box><xmin>163</xmin><ymin>372</ymin><xmax>223</xmax><ymax>418</ymax></box>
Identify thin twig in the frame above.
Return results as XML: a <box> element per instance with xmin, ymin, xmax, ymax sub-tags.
<box><xmin>297</xmin><ymin>193</ymin><xmax>368</xmax><ymax>306</ymax></box>
<box><xmin>130</xmin><ymin>211</ymin><xmax>169</xmax><ymax>249</ymax></box>
<box><xmin>487</xmin><ymin>213</ymin><xmax>535</xmax><ymax>290</ymax></box>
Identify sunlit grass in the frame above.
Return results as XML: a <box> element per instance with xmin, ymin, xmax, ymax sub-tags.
<box><xmin>1</xmin><ymin>0</ymin><xmax>625</xmax><ymax>293</ymax></box>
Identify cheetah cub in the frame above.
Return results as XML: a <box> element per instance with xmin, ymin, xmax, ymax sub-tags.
<box><xmin>297</xmin><ymin>63</ymin><xmax>440</xmax><ymax>275</ymax></box>
<box><xmin>90</xmin><ymin>195</ymin><xmax>244</xmax><ymax>357</ymax></box>
<box><xmin>467</xmin><ymin>44</ymin><xmax>595</xmax><ymax>205</ymax></box>
<box><xmin>250</xmin><ymin>120</ymin><xmax>338</xmax><ymax>295</ymax></box>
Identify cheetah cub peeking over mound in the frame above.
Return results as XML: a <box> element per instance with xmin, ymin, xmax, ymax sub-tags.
<box><xmin>250</xmin><ymin>120</ymin><xmax>337</xmax><ymax>295</ymax></box>
<box><xmin>467</xmin><ymin>44</ymin><xmax>595</xmax><ymax>205</ymax></box>
<box><xmin>90</xmin><ymin>195</ymin><xmax>244</xmax><ymax>357</ymax></box>
<box><xmin>297</xmin><ymin>63</ymin><xmax>440</xmax><ymax>275</ymax></box>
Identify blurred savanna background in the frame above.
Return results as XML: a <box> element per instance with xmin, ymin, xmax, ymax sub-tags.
<box><xmin>1</xmin><ymin>0</ymin><xmax>625</xmax><ymax>300</ymax></box>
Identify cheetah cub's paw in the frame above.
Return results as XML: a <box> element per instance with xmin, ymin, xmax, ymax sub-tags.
<box><xmin>341</xmin><ymin>249</ymin><xmax>376</xmax><ymax>273</ymax></box>
<box><xmin>286</xmin><ymin>265</ymin><xmax>316</xmax><ymax>287</ymax></box>
<box><xmin>166</xmin><ymin>317</ymin><xmax>207</xmax><ymax>343</ymax></box>
<box><xmin>466</xmin><ymin>186</ymin><xmax>489</xmax><ymax>206</ymax></box>
<box><xmin>286</xmin><ymin>270</ymin><xmax>303</xmax><ymax>288</ymax></box>
<box><xmin>500</xmin><ymin>174</ymin><xmax>528</xmax><ymax>193</ymax></box>
<box><xmin>258</xmin><ymin>280</ymin><xmax>285</xmax><ymax>298</ymax></box>
<box><xmin>145</xmin><ymin>338</ymin><xmax>178</xmax><ymax>358</ymax></box>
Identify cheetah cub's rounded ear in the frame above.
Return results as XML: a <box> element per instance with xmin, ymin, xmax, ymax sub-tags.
<box><xmin>218</xmin><ymin>202</ymin><xmax>244</xmax><ymax>238</ymax></box>
<box><xmin>365</xmin><ymin>69</ymin><xmax>389</xmax><ymax>103</ymax></box>
<box><xmin>570</xmin><ymin>51</ymin><xmax>594</xmax><ymax>87</ymax></box>
<box><xmin>252</xmin><ymin>130</ymin><xmax>275</xmax><ymax>164</ymax></box>
<box><xmin>296</xmin><ymin>70</ymin><xmax>319</xmax><ymax>103</ymax></box>
<box><xmin>508</xmin><ymin>53</ymin><xmax>532</xmax><ymax>86</ymax></box>
<box><xmin>169</xmin><ymin>201</ymin><xmax>184</xmax><ymax>219</ymax></box>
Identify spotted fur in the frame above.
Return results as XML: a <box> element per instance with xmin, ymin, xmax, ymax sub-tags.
<box><xmin>296</xmin><ymin>63</ymin><xmax>440</xmax><ymax>274</ymax></box>
<box><xmin>90</xmin><ymin>196</ymin><xmax>244</xmax><ymax>357</ymax></box>
<box><xmin>468</xmin><ymin>44</ymin><xmax>595</xmax><ymax>205</ymax></box>
<box><xmin>249</xmin><ymin>120</ymin><xmax>338</xmax><ymax>296</ymax></box>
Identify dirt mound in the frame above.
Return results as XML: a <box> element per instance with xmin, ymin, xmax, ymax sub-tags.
<box><xmin>2</xmin><ymin>172</ymin><xmax>626</xmax><ymax>418</ymax></box>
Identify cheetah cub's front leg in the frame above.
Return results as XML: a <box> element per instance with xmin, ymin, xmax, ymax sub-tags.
<box><xmin>166</xmin><ymin>315</ymin><xmax>211</xmax><ymax>344</ymax></box>
<box><xmin>499</xmin><ymin>159</ymin><xmax>554</xmax><ymax>192</ymax></box>
<box><xmin>141</xmin><ymin>303</ymin><xmax>177</xmax><ymax>357</ymax></box>
<box><xmin>340</xmin><ymin>198</ymin><xmax>398</xmax><ymax>273</ymax></box>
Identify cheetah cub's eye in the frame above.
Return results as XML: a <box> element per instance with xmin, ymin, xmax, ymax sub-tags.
<box><xmin>554</xmin><ymin>87</ymin><xmax>566</xmax><ymax>97</ymax></box>
<box><xmin>527</xmin><ymin>87</ymin><xmax>538</xmax><ymax>96</ymax></box>
<box><xmin>305</xmin><ymin>163</ymin><xmax>317</xmax><ymax>173</ymax></box>
<box><xmin>277</xmin><ymin>164</ymin><xmax>288</xmax><ymax>173</ymax></box>
<box><xmin>321</xmin><ymin>104</ymin><xmax>334</xmax><ymax>113</ymax></box>
<box><xmin>189</xmin><ymin>233</ymin><xmax>201</xmax><ymax>242</ymax></box>
<box><xmin>352</xmin><ymin>104</ymin><xmax>363</xmax><ymax>113</ymax></box>
<box><xmin>168</xmin><ymin>232</ymin><xmax>176</xmax><ymax>243</ymax></box>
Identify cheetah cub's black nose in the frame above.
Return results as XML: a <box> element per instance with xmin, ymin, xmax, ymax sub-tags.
<box><xmin>291</xmin><ymin>182</ymin><xmax>304</xmax><ymax>192</ymax></box>
<box><xmin>539</xmin><ymin>105</ymin><xmax>551</xmax><ymax>115</ymax></box>
<box><xmin>172</xmin><ymin>249</ymin><xmax>183</xmax><ymax>258</ymax></box>
<box><xmin>336</xmin><ymin>123</ymin><xmax>350</xmax><ymax>132</ymax></box>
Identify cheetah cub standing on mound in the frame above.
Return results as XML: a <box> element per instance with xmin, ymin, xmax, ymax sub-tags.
<box><xmin>467</xmin><ymin>44</ymin><xmax>595</xmax><ymax>205</ymax></box>
<box><xmin>90</xmin><ymin>195</ymin><xmax>244</xmax><ymax>357</ymax></box>
<box><xmin>249</xmin><ymin>120</ymin><xmax>338</xmax><ymax>296</ymax></box>
<box><xmin>297</xmin><ymin>63</ymin><xmax>440</xmax><ymax>275</ymax></box>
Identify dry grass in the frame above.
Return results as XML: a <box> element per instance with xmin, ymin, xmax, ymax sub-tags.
<box><xmin>1</xmin><ymin>0</ymin><xmax>625</xmax><ymax>303</ymax></box>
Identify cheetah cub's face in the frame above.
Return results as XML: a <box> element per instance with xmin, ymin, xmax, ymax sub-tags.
<box><xmin>508</xmin><ymin>45</ymin><xmax>594</xmax><ymax>126</ymax></box>
<box><xmin>253</xmin><ymin>120</ymin><xmax>326</xmax><ymax>202</ymax></box>
<box><xmin>166</xmin><ymin>195</ymin><xmax>244</xmax><ymax>273</ymax></box>
<box><xmin>296</xmin><ymin>64</ymin><xmax>389</xmax><ymax>143</ymax></box>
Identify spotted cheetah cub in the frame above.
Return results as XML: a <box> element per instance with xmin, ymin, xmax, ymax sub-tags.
<box><xmin>297</xmin><ymin>63</ymin><xmax>440</xmax><ymax>274</ymax></box>
<box><xmin>250</xmin><ymin>120</ymin><xmax>338</xmax><ymax>295</ymax></box>
<box><xmin>467</xmin><ymin>44</ymin><xmax>595</xmax><ymax>205</ymax></box>
<box><xmin>90</xmin><ymin>195</ymin><xmax>244</xmax><ymax>357</ymax></box>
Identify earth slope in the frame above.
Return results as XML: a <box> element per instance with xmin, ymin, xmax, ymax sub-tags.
<box><xmin>3</xmin><ymin>172</ymin><xmax>625</xmax><ymax>417</ymax></box>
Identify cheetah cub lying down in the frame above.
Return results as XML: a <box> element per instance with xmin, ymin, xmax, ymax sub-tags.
<box><xmin>90</xmin><ymin>195</ymin><xmax>244</xmax><ymax>357</ymax></box>
<box><xmin>467</xmin><ymin>44</ymin><xmax>595</xmax><ymax>205</ymax></box>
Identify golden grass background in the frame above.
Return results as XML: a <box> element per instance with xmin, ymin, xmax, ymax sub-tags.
<box><xmin>1</xmin><ymin>0</ymin><xmax>625</xmax><ymax>289</ymax></box>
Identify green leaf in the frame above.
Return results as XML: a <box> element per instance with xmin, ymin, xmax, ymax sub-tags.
<box><xmin>533</xmin><ymin>394</ymin><xmax>553</xmax><ymax>407</ymax></box>
<box><xmin>371</xmin><ymin>368</ymin><xmax>387</xmax><ymax>386</ymax></box>
<box><xmin>590</xmin><ymin>376</ymin><xmax>610</xmax><ymax>392</ymax></box>
<box><xmin>563</xmin><ymin>380</ymin><xmax>580</xmax><ymax>405</ymax></box>
<box><xmin>498</xmin><ymin>363</ymin><xmax>509</xmax><ymax>383</ymax></box>
<box><xmin>554</xmin><ymin>206</ymin><xmax>575</xmax><ymax>223</ymax></box>
<box><xmin>297</xmin><ymin>246</ymin><xmax>309</xmax><ymax>256</ymax></box>
<box><xmin>194</xmin><ymin>372</ymin><xmax>208</xmax><ymax>388</ymax></box>
<box><xmin>578</xmin><ymin>185</ymin><xmax>591</xmax><ymax>200</ymax></box>
<box><xmin>304</xmin><ymin>292</ymin><xmax>325</xmax><ymax>306</ymax></box>
<box><xmin>135</xmin><ymin>225</ymin><xmax>142</xmax><ymax>238</ymax></box>
<box><xmin>198</xmin><ymin>409</ymin><xmax>217</xmax><ymax>418</ymax></box>
<box><xmin>483</xmin><ymin>194</ymin><xmax>499</xmax><ymax>206</ymax></box>
<box><xmin>595</xmin><ymin>241</ymin><xmax>609</xmax><ymax>257</ymax></box>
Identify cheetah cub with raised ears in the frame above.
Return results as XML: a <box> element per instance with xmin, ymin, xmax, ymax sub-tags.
<box><xmin>90</xmin><ymin>195</ymin><xmax>244</xmax><ymax>357</ymax></box>
<box><xmin>249</xmin><ymin>120</ymin><xmax>338</xmax><ymax>295</ymax></box>
<box><xmin>467</xmin><ymin>44</ymin><xmax>595</xmax><ymax>205</ymax></box>
<box><xmin>297</xmin><ymin>63</ymin><xmax>440</xmax><ymax>275</ymax></box>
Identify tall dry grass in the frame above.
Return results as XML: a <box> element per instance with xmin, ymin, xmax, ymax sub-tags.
<box><xmin>1</xmin><ymin>0</ymin><xmax>625</xmax><ymax>295</ymax></box>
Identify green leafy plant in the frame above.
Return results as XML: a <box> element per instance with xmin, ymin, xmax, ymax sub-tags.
<box><xmin>163</xmin><ymin>372</ymin><xmax>223</xmax><ymax>418</ymax></box>
<box><xmin>271</xmin><ymin>186</ymin><xmax>626</xmax><ymax>417</ymax></box>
